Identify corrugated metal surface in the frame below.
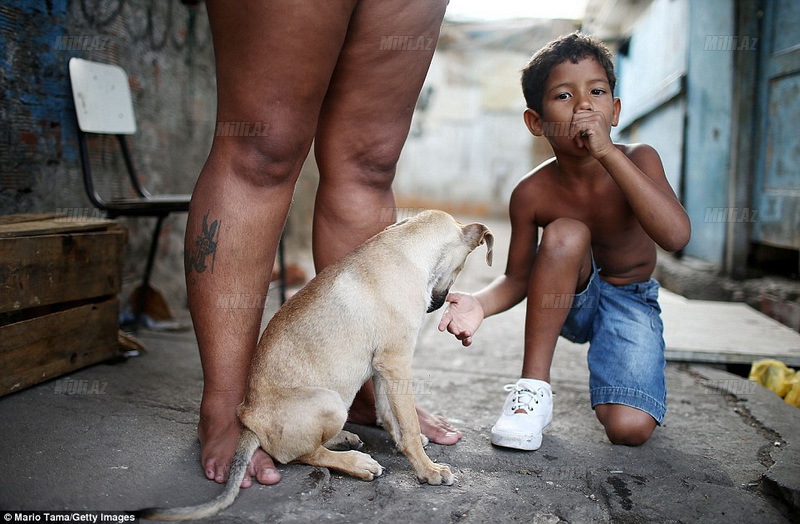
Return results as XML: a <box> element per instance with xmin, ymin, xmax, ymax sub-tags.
<box><xmin>753</xmin><ymin>0</ymin><xmax>800</xmax><ymax>249</ymax></box>
<box><xmin>681</xmin><ymin>0</ymin><xmax>734</xmax><ymax>264</ymax></box>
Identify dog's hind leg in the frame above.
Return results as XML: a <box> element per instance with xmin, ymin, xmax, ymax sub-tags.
<box><xmin>240</xmin><ymin>387</ymin><xmax>357</xmax><ymax>464</ymax></box>
<box><xmin>298</xmin><ymin>446</ymin><xmax>383</xmax><ymax>481</ymax></box>
<box><xmin>245</xmin><ymin>388</ymin><xmax>379</xmax><ymax>480</ymax></box>
<box><xmin>324</xmin><ymin>430</ymin><xmax>364</xmax><ymax>451</ymax></box>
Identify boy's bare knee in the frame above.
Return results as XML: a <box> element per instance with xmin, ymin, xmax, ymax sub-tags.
<box><xmin>540</xmin><ymin>218</ymin><xmax>591</xmax><ymax>258</ymax></box>
<box><xmin>605</xmin><ymin>421</ymin><xmax>654</xmax><ymax>446</ymax></box>
<box><xmin>596</xmin><ymin>404</ymin><xmax>656</xmax><ymax>446</ymax></box>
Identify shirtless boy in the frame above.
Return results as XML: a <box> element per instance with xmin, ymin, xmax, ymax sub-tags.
<box><xmin>438</xmin><ymin>32</ymin><xmax>691</xmax><ymax>450</ymax></box>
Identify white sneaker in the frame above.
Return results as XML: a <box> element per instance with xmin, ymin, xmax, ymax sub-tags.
<box><xmin>490</xmin><ymin>378</ymin><xmax>553</xmax><ymax>450</ymax></box>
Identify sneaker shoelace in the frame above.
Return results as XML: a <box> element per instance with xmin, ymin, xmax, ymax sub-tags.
<box><xmin>503</xmin><ymin>383</ymin><xmax>543</xmax><ymax>414</ymax></box>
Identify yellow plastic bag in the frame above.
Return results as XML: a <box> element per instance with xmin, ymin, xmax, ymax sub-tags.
<box><xmin>749</xmin><ymin>359</ymin><xmax>796</xmax><ymax>398</ymax></box>
<box><xmin>784</xmin><ymin>375</ymin><xmax>800</xmax><ymax>408</ymax></box>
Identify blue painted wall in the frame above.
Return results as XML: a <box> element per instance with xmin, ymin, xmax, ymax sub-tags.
<box><xmin>681</xmin><ymin>0</ymin><xmax>734</xmax><ymax>263</ymax></box>
<box><xmin>0</xmin><ymin>0</ymin><xmax>75</xmax><ymax>197</ymax></box>
<box><xmin>613</xmin><ymin>0</ymin><xmax>688</xmax><ymax>201</ymax></box>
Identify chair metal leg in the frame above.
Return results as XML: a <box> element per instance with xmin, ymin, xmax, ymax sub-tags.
<box><xmin>132</xmin><ymin>215</ymin><xmax>166</xmax><ymax>331</ymax></box>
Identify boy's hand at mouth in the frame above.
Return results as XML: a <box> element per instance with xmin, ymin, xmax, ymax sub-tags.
<box><xmin>570</xmin><ymin>110</ymin><xmax>615</xmax><ymax>159</ymax></box>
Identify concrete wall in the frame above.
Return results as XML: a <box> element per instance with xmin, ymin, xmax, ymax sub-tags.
<box><xmin>1</xmin><ymin>0</ymin><xmax>217</xmax><ymax>310</ymax></box>
<box><xmin>1</xmin><ymin>7</ymin><xmax>580</xmax><ymax>314</ymax></box>
<box><xmin>395</xmin><ymin>19</ymin><xmax>578</xmax><ymax>217</ymax></box>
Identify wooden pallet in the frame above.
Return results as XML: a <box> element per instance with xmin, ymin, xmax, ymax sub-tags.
<box><xmin>0</xmin><ymin>213</ymin><xmax>126</xmax><ymax>396</ymax></box>
<box><xmin>661</xmin><ymin>290</ymin><xmax>800</xmax><ymax>367</ymax></box>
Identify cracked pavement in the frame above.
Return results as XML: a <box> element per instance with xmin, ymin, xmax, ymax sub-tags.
<box><xmin>1</xmin><ymin>217</ymin><xmax>798</xmax><ymax>523</ymax></box>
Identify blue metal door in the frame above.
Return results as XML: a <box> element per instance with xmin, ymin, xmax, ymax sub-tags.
<box><xmin>754</xmin><ymin>0</ymin><xmax>800</xmax><ymax>248</ymax></box>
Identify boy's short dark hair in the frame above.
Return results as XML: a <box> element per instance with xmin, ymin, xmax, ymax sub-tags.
<box><xmin>522</xmin><ymin>32</ymin><xmax>617</xmax><ymax>114</ymax></box>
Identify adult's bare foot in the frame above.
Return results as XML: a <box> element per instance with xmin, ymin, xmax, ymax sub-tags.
<box><xmin>348</xmin><ymin>384</ymin><xmax>462</xmax><ymax>445</ymax></box>
<box><xmin>417</xmin><ymin>407</ymin><xmax>462</xmax><ymax>445</ymax></box>
<box><xmin>198</xmin><ymin>397</ymin><xmax>281</xmax><ymax>487</ymax></box>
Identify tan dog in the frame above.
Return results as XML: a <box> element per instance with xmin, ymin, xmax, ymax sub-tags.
<box><xmin>138</xmin><ymin>210</ymin><xmax>493</xmax><ymax>521</ymax></box>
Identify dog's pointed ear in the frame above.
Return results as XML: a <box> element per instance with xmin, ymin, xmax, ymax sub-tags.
<box><xmin>463</xmin><ymin>223</ymin><xmax>494</xmax><ymax>266</ymax></box>
<box><xmin>482</xmin><ymin>229</ymin><xmax>494</xmax><ymax>266</ymax></box>
<box><xmin>383</xmin><ymin>217</ymin><xmax>411</xmax><ymax>231</ymax></box>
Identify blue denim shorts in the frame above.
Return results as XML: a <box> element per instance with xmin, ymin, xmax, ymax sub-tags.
<box><xmin>560</xmin><ymin>260</ymin><xmax>667</xmax><ymax>424</ymax></box>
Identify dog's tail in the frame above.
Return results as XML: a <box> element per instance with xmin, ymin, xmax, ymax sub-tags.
<box><xmin>135</xmin><ymin>428</ymin><xmax>260</xmax><ymax>521</ymax></box>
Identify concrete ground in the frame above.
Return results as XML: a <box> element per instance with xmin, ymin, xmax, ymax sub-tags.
<box><xmin>1</xmin><ymin>217</ymin><xmax>799</xmax><ymax>523</ymax></box>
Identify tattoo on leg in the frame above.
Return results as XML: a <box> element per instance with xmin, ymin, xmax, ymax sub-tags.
<box><xmin>186</xmin><ymin>211</ymin><xmax>221</xmax><ymax>274</ymax></box>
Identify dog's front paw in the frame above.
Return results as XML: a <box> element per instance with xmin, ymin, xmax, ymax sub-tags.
<box><xmin>417</xmin><ymin>463</ymin><xmax>455</xmax><ymax>486</ymax></box>
<box><xmin>346</xmin><ymin>450</ymin><xmax>384</xmax><ymax>481</ymax></box>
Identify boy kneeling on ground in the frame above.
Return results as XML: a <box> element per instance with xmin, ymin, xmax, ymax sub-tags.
<box><xmin>439</xmin><ymin>32</ymin><xmax>691</xmax><ymax>450</ymax></box>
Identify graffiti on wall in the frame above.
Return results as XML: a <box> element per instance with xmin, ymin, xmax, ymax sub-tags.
<box><xmin>74</xmin><ymin>0</ymin><xmax>211</xmax><ymax>55</ymax></box>
<box><xmin>0</xmin><ymin>0</ymin><xmax>213</xmax><ymax>204</ymax></box>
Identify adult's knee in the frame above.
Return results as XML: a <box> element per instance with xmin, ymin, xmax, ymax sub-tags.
<box><xmin>315</xmin><ymin>130</ymin><xmax>402</xmax><ymax>193</ymax></box>
<box><xmin>212</xmin><ymin>131</ymin><xmax>311</xmax><ymax>190</ymax></box>
<box><xmin>353</xmin><ymin>137</ymin><xmax>403</xmax><ymax>189</ymax></box>
<box><xmin>539</xmin><ymin>218</ymin><xmax>591</xmax><ymax>259</ymax></box>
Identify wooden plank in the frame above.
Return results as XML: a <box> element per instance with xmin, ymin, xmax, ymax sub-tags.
<box><xmin>0</xmin><ymin>217</ymin><xmax>120</xmax><ymax>238</ymax></box>
<box><xmin>0</xmin><ymin>213</ymin><xmax>57</xmax><ymax>226</ymax></box>
<box><xmin>661</xmin><ymin>290</ymin><xmax>800</xmax><ymax>367</ymax></box>
<box><xmin>0</xmin><ymin>299</ymin><xmax>120</xmax><ymax>396</ymax></box>
<box><xmin>0</xmin><ymin>227</ymin><xmax>125</xmax><ymax>313</ymax></box>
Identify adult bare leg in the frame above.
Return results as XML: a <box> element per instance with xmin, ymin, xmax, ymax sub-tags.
<box><xmin>189</xmin><ymin>0</ymin><xmax>358</xmax><ymax>487</ymax></box>
<box><xmin>311</xmin><ymin>0</ymin><xmax>459</xmax><ymax>444</ymax></box>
